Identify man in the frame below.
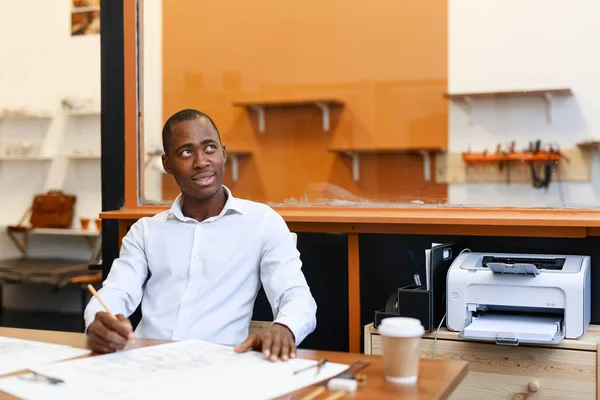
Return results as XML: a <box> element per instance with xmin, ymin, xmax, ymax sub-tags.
<box><xmin>85</xmin><ymin>109</ymin><xmax>317</xmax><ymax>362</ymax></box>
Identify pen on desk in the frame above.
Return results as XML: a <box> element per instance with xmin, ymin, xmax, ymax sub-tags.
<box><xmin>87</xmin><ymin>284</ymin><xmax>117</xmax><ymax>320</ymax></box>
<box><xmin>293</xmin><ymin>358</ymin><xmax>327</xmax><ymax>375</ymax></box>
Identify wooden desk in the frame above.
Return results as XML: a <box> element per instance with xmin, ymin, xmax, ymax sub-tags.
<box><xmin>0</xmin><ymin>327</ymin><xmax>467</xmax><ymax>400</ymax></box>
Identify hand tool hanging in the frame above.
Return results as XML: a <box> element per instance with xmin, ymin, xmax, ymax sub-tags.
<box><xmin>528</xmin><ymin>139</ymin><xmax>552</xmax><ymax>189</ymax></box>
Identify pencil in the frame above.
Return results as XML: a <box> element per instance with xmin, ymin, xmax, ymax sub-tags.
<box><xmin>322</xmin><ymin>391</ymin><xmax>346</xmax><ymax>400</ymax></box>
<box><xmin>299</xmin><ymin>386</ymin><xmax>326</xmax><ymax>400</ymax></box>
<box><xmin>87</xmin><ymin>284</ymin><xmax>117</xmax><ymax>320</ymax></box>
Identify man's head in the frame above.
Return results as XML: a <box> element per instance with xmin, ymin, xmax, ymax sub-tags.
<box><xmin>161</xmin><ymin>109</ymin><xmax>227</xmax><ymax>200</ymax></box>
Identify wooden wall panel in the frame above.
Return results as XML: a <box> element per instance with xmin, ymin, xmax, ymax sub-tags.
<box><xmin>161</xmin><ymin>0</ymin><xmax>448</xmax><ymax>204</ymax></box>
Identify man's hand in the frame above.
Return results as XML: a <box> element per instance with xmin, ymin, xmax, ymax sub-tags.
<box><xmin>86</xmin><ymin>312</ymin><xmax>135</xmax><ymax>354</ymax></box>
<box><xmin>234</xmin><ymin>323</ymin><xmax>296</xmax><ymax>362</ymax></box>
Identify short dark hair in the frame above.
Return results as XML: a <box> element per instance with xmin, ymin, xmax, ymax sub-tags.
<box><xmin>161</xmin><ymin>109</ymin><xmax>221</xmax><ymax>154</ymax></box>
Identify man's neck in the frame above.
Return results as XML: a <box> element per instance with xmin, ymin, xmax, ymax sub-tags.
<box><xmin>180</xmin><ymin>186</ymin><xmax>227</xmax><ymax>222</ymax></box>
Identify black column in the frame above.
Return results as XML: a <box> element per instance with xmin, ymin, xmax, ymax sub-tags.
<box><xmin>100</xmin><ymin>0</ymin><xmax>125</xmax><ymax>280</ymax></box>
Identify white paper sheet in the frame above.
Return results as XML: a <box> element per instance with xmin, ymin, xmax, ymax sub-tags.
<box><xmin>0</xmin><ymin>340</ymin><xmax>349</xmax><ymax>400</ymax></box>
<box><xmin>425</xmin><ymin>242</ymin><xmax>441</xmax><ymax>290</ymax></box>
<box><xmin>0</xmin><ymin>336</ymin><xmax>91</xmax><ymax>376</ymax></box>
<box><xmin>463</xmin><ymin>313</ymin><xmax>562</xmax><ymax>342</ymax></box>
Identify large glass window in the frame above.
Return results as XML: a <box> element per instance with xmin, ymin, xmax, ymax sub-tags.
<box><xmin>138</xmin><ymin>0</ymin><xmax>600</xmax><ymax>209</ymax></box>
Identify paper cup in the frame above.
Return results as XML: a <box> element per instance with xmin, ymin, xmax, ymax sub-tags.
<box><xmin>378</xmin><ymin>317</ymin><xmax>424</xmax><ymax>384</ymax></box>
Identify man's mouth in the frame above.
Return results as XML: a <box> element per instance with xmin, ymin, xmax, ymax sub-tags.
<box><xmin>191</xmin><ymin>173</ymin><xmax>215</xmax><ymax>187</ymax></box>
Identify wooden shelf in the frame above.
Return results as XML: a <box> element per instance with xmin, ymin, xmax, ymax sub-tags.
<box><xmin>462</xmin><ymin>151</ymin><xmax>563</xmax><ymax>163</ymax></box>
<box><xmin>27</xmin><ymin>228</ymin><xmax>99</xmax><ymax>237</ymax></box>
<box><xmin>233</xmin><ymin>99</ymin><xmax>344</xmax><ymax>132</ymax></box>
<box><xmin>72</xmin><ymin>5</ymin><xmax>100</xmax><ymax>13</ymax></box>
<box><xmin>0</xmin><ymin>112</ymin><xmax>51</xmax><ymax>120</ymax></box>
<box><xmin>443</xmin><ymin>88</ymin><xmax>572</xmax><ymax>124</ymax></box>
<box><xmin>577</xmin><ymin>141</ymin><xmax>600</xmax><ymax>149</ymax></box>
<box><xmin>0</xmin><ymin>155</ymin><xmax>52</xmax><ymax>161</ymax></box>
<box><xmin>443</xmin><ymin>88</ymin><xmax>572</xmax><ymax>100</ymax></box>
<box><xmin>328</xmin><ymin>146</ymin><xmax>445</xmax><ymax>182</ymax></box>
<box><xmin>2</xmin><ymin>227</ymin><xmax>99</xmax><ymax>256</ymax></box>
<box><xmin>66</xmin><ymin>153</ymin><xmax>101</xmax><ymax>160</ymax></box>
<box><xmin>63</xmin><ymin>109</ymin><xmax>100</xmax><ymax>116</ymax></box>
<box><xmin>1</xmin><ymin>227</ymin><xmax>100</xmax><ymax>235</ymax></box>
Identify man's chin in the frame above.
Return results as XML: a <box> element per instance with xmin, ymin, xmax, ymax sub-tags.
<box><xmin>182</xmin><ymin>183</ymin><xmax>222</xmax><ymax>200</ymax></box>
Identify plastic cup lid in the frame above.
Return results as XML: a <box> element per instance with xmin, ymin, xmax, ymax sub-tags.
<box><xmin>378</xmin><ymin>317</ymin><xmax>424</xmax><ymax>337</ymax></box>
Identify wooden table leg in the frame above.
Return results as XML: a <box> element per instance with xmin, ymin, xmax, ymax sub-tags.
<box><xmin>348</xmin><ymin>233</ymin><xmax>360</xmax><ymax>353</ymax></box>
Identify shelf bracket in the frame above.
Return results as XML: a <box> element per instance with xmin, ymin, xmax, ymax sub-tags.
<box><xmin>419</xmin><ymin>150</ymin><xmax>432</xmax><ymax>181</ymax></box>
<box><xmin>315</xmin><ymin>102</ymin><xmax>331</xmax><ymax>131</ymax></box>
<box><xmin>249</xmin><ymin>105</ymin><xmax>266</xmax><ymax>133</ymax></box>
<box><xmin>230</xmin><ymin>154</ymin><xmax>240</xmax><ymax>182</ymax></box>
<box><xmin>543</xmin><ymin>92</ymin><xmax>553</xmax><ymax>123</ymax></box>
<box><xmin>464</xmin><ymin>96</ymin><xmax>474</xmax><ymax>125</ymax></box>
<box><xmin>6</xmin><ymin>230</ymin><xmax>27</xmax><ymax>256</ymax></box>
<box><xmin>341</xmin><ymin>152</ymin><xmax>360</xmax><ymax>181</ymax></box>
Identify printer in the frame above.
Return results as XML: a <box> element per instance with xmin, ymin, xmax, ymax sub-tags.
<box><xmin>446</xmin><ymin>252</ymin><xmax>591</xmax><ymax>345</ymax></box>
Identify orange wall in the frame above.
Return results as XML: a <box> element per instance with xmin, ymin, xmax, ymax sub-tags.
<box><xmin>162</xmin><ymin>0</ymin><xmax>448</xmax><ymax>204</ymax></box>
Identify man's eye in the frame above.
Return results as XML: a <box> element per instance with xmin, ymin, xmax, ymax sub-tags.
<box><xmin>180</xmin><ymin>149</ymin><xmax>192</xmax><ymax>156</ymax></box>
<box><xmin>206</xmin><ymin>145</ymin><xmax>217</xmax><ymax>151</ymax></box>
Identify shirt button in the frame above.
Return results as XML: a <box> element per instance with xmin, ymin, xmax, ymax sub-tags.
<box><xmin>193</xmin><ymin>255</ymin><xmax>199</xmax><ymax>260</ymax></box>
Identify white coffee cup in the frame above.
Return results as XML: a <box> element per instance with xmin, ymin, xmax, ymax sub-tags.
<box><xmin>378</xmin><ymin>317</ymin><xmax>424</xmax><ymax>384</ymax></box>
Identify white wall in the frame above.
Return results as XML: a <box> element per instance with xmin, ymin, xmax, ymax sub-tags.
<box><xmin>448</xmin><ymin>0</ymin><xmax>600</xmax><ymax>208</ymax></box>
<box><xmin>142</xmin><ymin>0</ymin><xmax>164</xmax><ymax>203</ymax></box>
<box><xmin>0</xmin><ymin>0</ymin><xmax>102</xmax><ymax>313</ymax></box>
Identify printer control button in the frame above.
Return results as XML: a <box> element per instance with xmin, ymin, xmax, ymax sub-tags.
<box><xmin>452</xmin><ymin>292</ymin><xmax>459</xmax><ymax>300</ymax></box>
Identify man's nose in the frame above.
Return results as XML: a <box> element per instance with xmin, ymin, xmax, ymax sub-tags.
<box><xmin>192</xmin><ymin>151</ymin><xmax>209</xmax><ymax>168</ymax></box>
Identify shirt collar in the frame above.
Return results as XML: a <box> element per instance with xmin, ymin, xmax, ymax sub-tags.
<box><xmin>167</xmin><ymin>185</ymin><xmax>243</xmax><ymax>223</ymax></box>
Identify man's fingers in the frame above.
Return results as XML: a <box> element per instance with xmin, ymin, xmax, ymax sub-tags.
<box><xmin>92</xmin><ymin>322</ymin><xmax>127</xmax><ymax>348</ymax></box>
<box><xmin>234</xmin><ymin>335</ymin><xmax>258</xmax><ymax>353</ymax></box>
<box><xmin>116</xmin><ymin>314</ymin><xmax>136</xmax><ymax>339</ymax></box>
<box><xmin>104</xmin><ymin>315</ymin><xmax>134</xmax><ymax>340</ymax></box>
<box><xmin>270</xmin><ymin>331</ymin><xmax>282</xmax><ymax>362</ymax></box>
<box><xmin>88</xmin><ymin>331</ymin><xmax>116</xmax><ymax>354</ymax></box>
<box><xmin>289</xmin><ymin>340</ymin><xmax>297</xmax><ymax>359</ymax></box>
<box><xmin>280</xmin><ymin>337</ymin><xmax>290</xmax><ymax>361</ymax></box>
<box><xmin>260</xmin><ymin>330</ymin><xmax>273</xmax><ymax>358</ymax></box>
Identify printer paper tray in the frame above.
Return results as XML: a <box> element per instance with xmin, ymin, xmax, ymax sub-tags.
<box><xmin>459</xmin><ymin>312</ymin><xmax>565</xmax><ymax>345</ymax></box>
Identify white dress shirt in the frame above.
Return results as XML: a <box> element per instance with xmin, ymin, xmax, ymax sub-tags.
<box><xmin>84</xmin><ymin>186</ymin><xmax>317</xmax><ymax>346</ymax></box>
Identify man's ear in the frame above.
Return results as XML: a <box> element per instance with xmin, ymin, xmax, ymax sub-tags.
<box><xmin>161</xmin><ymin>154</ymin><xmax>172</xmax><ymax>174</ymax></box>
<box><xmin>222</xmin><ymin>143</ymin><xmax>227</xmax><ymax>164</ymax></box>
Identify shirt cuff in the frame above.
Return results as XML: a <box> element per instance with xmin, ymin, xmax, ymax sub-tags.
<box><xmin>272</xmin><ymin>316</ymin><xmax>303</xmax><ymax>346</ymax></box>
<box><xmin>83</xmin><ymin>298</ymin><xmax>103</xmax><ymax>334</ymax></box>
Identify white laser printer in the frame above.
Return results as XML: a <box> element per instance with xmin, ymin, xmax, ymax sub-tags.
<box><xmin>446</xmin><ymin>252</ymin><xmax>591</xmax><ymax>345</ymax></box>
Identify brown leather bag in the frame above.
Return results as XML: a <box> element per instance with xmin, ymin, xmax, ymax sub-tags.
<box><xmin>28</xmin><ymin>190</ymin><xmax>77</xmax><ymax>228</ymax></box>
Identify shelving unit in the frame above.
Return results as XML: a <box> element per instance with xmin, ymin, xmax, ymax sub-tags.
<box><xmin>328</xmin><ymin>146</ymin><xmax>444</xmax><ymax>182</ymax></box>
<box><xmin>233</xmin><ymin>99</ymin><xmax>344</xmax><ymax>133</ymax></box>
<box><xmin>444</xmin><ymin>88</ymin><xmax>572</xmax><ymax>123</ymax></box>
